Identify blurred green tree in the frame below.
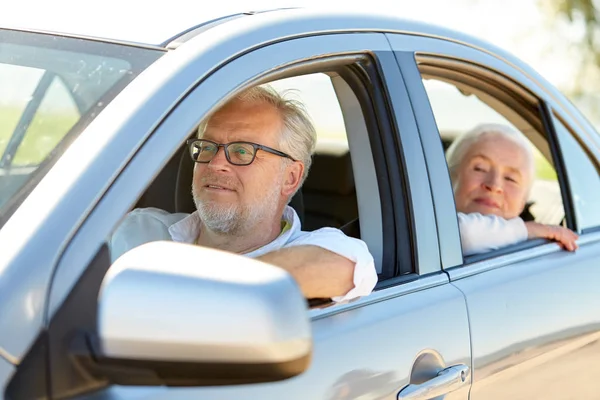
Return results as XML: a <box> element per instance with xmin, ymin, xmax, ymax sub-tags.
<box><xmin>541</xmin><ymin>0</ymin><xmax>600</xmax><ymax>125</ymax></box>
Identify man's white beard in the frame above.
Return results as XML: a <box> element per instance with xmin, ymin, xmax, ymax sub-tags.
<box><xmin>193</xmin><ymin>184</ymin><xmax>281</xmax><ymax>236</ymax></box>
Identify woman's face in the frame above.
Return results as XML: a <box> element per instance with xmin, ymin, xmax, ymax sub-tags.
<box><xmin>453</xmin><ymin>134</ymin><xmax>532</xmax><ymax>219</ymax></box>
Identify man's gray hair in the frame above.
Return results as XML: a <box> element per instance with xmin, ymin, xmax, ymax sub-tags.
<box><xmin>445</xmin><ymin>123</ymin><xmax>536</xmax><ymax>188</ymax></box>
<box><xmin>199</xmin><ymin>85</ymin><xmax>316</xmax><ymax>196</ymax></box>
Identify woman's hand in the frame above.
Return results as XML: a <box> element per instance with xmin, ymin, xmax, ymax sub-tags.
<box><xmin>525</xmin><ymin>222</ymin><xmax>579</xmax><ymax>251</ymax></box>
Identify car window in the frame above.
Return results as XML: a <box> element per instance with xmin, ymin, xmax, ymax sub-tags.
<box><xmin>268</xmin><ymin>74</ymin><xmax>354</xmax><ymax>231</ymax></box>
<box><xmin>10</xmin><ymin>75</ymin><xmax>80</xmax><ymax>166</ymax></box>
<box><xmin>0</xmin><ymin>29</ymin><xmax>162</xmax><ymax>223</ymax></box>
<box><xmin>422</xmin><ymin>77</ymin><xmax>564</xmax><ymax>226</ymax></box>
<box><xmin>552</xmin><ymin>114</ymin><xmax>600</xmax><ymax>231</ymax></box>
<box><xmin>122</xmin><ymin>65</ymin><xmax>395</xmax><ymax>280</ymax></box>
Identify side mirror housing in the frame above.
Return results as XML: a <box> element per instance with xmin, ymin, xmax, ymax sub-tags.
<box><xmin>88</xmin><ymin>241</ymin><xmax>312</xmax><ymax>386</ymax></box>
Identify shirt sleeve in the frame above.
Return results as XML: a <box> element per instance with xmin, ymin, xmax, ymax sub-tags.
<box><xmin>109</xmin><ymin>208</ymin><xmax>174</xmax><ymax>263</ymax></box>
<box><xmin>458</xmin><ymin>212</ymin><xmax>528</xmax><ymax>256</ymax></box>
<box><xmin>285</xmin><ymin>227</ymin><xmax>378</xmax><ymax>303</ymax></box>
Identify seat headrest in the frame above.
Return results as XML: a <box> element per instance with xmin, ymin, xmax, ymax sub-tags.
<box><xmin>175</xmin><ymin>146</ymin><xmax>196</xmax><ymax>214</ymax></box>
<box><xmin>174</xmin><ymin>143</ymin><xmax>305</xmax><ymax>225</ymax></box>
<box><xmin>303</xmin><ymin>145</ymin><xmax>355</xmax><ymax>196</ymax></box>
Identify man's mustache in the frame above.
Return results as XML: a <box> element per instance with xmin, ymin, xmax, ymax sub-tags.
<box><xmin>197</xmin><ymin>173</ymin><xmax>239</xmax><ymax>190</ymax></box>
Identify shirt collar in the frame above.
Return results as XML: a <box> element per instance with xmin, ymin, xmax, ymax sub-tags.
<box><xmin>167</xmin><ymin>206</ymin><xmax>301</xmax><ymax>254</ymax></box>
<box><xmin>168</xmin><ymin>211</ymin><xmax>202</xmax><ymax>243</ymax></box>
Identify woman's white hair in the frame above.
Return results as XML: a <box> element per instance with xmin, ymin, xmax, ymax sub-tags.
<box><xmin>199</xmin><ymin>85</ymin><xmax>316</xmax><ymax>198</ymax></box>
<box><xmin>445</xmin><ymin>123</ymin><xmax>536</xmax><ymax>191</ymax></box>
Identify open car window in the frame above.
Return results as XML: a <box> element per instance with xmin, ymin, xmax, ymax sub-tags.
<box><xmin>423</xmin><ymin>78</ymin><xmax>563</xmax><ymax>226</ymax></box>
<box><xmin>415</xmin><ymin>58</ymin><xmax>574</xmax><ymax>263</ymax></box>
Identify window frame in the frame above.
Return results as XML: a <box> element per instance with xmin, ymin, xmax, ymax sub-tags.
<box><xmin>550</xmin><ymin>109</ymin><xmax>600</xmax><ymax>233</ymax></box>
<box><xmin>388</xmin><ymin>36</ymin><xmax>580</xmax><ymax>270</ymax></box>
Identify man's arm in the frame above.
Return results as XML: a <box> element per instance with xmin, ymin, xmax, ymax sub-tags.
<box><xmin>257</xmin><ymin>245</ymin><xmax>355</xmax><ymax>299</ymax></box>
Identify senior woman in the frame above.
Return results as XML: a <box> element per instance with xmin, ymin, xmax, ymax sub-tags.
<box><xmin>446</xmin><ymin>123</ymin><xmax>578</xmax><ymax>256</ymax></box>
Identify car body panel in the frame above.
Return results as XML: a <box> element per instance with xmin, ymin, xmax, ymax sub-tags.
<box><xmin>73</xmin><ymin>276</ymin><xmax>470</xmax><ymax>400</ymax></box>
<box><xmin>451</xmin><ymin>240</ymin><xmax>600</xmax><ymax>398</ymax></box>
<box><xmin>388</xmin><ymin>26</ymin><xmax>600</xmax><ymax>400</ymax></box>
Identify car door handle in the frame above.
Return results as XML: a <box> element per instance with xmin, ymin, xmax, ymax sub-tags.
<box><xmin>397</xmin><ymin>364</ymin><xmax>470</xmax><ymax>400</ymax></box>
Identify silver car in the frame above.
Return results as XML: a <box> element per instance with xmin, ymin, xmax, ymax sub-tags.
<box><xmin>1</xmin><ymin>7</ymin><xmax>600</xmax><ymax>400</ymax></box>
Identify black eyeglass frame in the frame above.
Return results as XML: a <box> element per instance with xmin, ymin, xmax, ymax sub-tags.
<box><xmin>187</xmin><ymin>138</ymin><xmax>297</xmax><ymax>166</ymax></box>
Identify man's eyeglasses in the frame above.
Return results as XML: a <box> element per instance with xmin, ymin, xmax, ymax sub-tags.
<box><xmin>187</xmin><ymin>139</ymin><xmax>296</xmax><ymax>166</ymax></box>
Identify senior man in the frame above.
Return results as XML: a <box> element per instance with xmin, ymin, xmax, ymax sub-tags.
<box><xmin>110</xmin><ymin>85</ymin><xmax>377</xmax><ymax>302</ymax></box>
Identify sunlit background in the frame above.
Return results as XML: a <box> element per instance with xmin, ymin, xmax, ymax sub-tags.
<box><xmin>3</xmin><ymin>0</ymin><xmax>599</xmax><ymax>125</ymax></box>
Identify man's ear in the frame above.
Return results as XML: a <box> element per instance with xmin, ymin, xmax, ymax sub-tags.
<box><xmin>281</xmin><ymin>161</ymin><xmax>304</xmax><ymax>197</ymax></box>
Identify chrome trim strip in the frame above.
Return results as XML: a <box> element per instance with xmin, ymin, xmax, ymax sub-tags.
<box><xmin>309</xmin><ymin>273</ymin><xmax>449</xmax><ymax>320</ymax></box>
<box><xmin>576</xmin><ymin>230</ymin><xmax>600</xmax><ymax>246</ymax></box>
<box><xmin>449</xmin><ymin>231</ymin><xmax>600</xmax><ymax>281</ymax></box>
<box><xmin>0</xmin><ymin>346</ymin><xmax>18</xmax><ymax>366</ymax></box>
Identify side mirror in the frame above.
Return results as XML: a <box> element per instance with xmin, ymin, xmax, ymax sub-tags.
<box><xmin>89</xmin><ymin>241</ymin><xmax>312</xmax><ymax>386</ymax></box>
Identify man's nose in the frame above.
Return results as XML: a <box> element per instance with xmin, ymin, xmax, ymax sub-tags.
<box><xmin>207</xmin><ymin>147</ymin><xmax>230</xmax><ymax>171</ymax></box>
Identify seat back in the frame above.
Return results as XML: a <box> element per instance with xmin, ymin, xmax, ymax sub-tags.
<box><xmin>302</xmin><ymin>142</ymin><xmax>357</xmax><ymax>231</ymax></box>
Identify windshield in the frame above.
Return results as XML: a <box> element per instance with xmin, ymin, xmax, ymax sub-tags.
<box><xmin>0</xmin><ymin>29</ymin><xmax>163</xmax><ymax>224</ymax></box>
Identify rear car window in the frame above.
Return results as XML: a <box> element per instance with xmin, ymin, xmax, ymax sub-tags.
<box><xmin>0</xmin><ymin>29</ymin><xmax>163</xmax><ymax>225</ymax></box>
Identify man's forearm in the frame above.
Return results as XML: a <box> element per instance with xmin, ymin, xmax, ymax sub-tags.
<box><xmin>257</xmin><ymin>245</ymin><xmax>355</xmax><ymax>299</ymax></box>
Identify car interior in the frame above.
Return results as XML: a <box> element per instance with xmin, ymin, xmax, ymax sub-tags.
<box><xmin>131</xmin><ymin>66</ymin><xmax>391</xmax><ymax>284</ymax></box>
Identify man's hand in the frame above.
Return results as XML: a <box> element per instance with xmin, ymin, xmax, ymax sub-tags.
<box><xmin>256</xmin><ymin>245</ymin><xmax>355</xmax><ymax>299</ymax></box>
<box><xmin>525</xmin><ymin>222</ymin><xmax>579</xmax><ymax>251</ymax></box>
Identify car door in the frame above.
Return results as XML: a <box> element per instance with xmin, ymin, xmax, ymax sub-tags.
<box><xmin>388</xmin><ymin>31</ymin><xmax>600</xmax><ymax>399</ymax></box>
<box><xmin>0</xmin><ymin>13</ymin><xmax>472</xmax><ymax>400</ymax></box>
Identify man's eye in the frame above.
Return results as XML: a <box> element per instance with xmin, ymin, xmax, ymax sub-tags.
<box><xmin>230</xmin><ymin>145</ymin><xmax>253</xmax><ymax>156</ymax></box>
<box><xmin>505</xmin><ymin>176</ymin><xmax>518</xmax><ymax>183</ymax></box>
<box><xmin>474</xmin><ymin>166</ymin><xmax>486</xmax><ymax>172</ymax></box>
<box><xmin>201</xmin><ymin>144</ymin><xmax>216</xmax><ymax>152</ymax></box>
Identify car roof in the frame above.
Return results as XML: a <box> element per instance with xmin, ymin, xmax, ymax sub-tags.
<box><xmin>0</xmin><ymin>4</ymin><xmax>493</xmax><ymax>51</ymax></box>
<box><xmin>0</xmin><ymin>3</ymin><xmax>290</xmax><ymax>47</ymax></box>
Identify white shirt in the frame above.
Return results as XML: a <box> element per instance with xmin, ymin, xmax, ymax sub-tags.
<box><xmin>109</xmin><ymin>206</ymin><xmax>378</xmax><ymax>303</ymax></box>
<box><xmin>458</xmin><ymin>212</ymin><xmax>528</xmax><ymax>256</ymax></box>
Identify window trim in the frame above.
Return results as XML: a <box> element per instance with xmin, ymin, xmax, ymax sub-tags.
<box><xmin>403</xmin><ymin>52</ymin><xmax>576</xmax><ymax>268</ymax></box>
<box><xmin>394</xmin><ymin>51</ymin><xmax>463</xmax><ymax>270</ymax></box>
<box><xmin>551</xmin><ymin>110</ymin><xmax>600</xmax><ymax>233</ymax></box>
<box><xmin>539</xmin><ymin>102</ymin><xmax>578</xmax><ymax>231</ymax></box>
<box><xmin>375</xmin><ymin>51</ymin><xmax>441</xmax><ymax>276</ymax></box>
<box><xmin>336</xmin><ymin>60</ymin><xmax>408</xmax><ymax>280</ymax></box>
